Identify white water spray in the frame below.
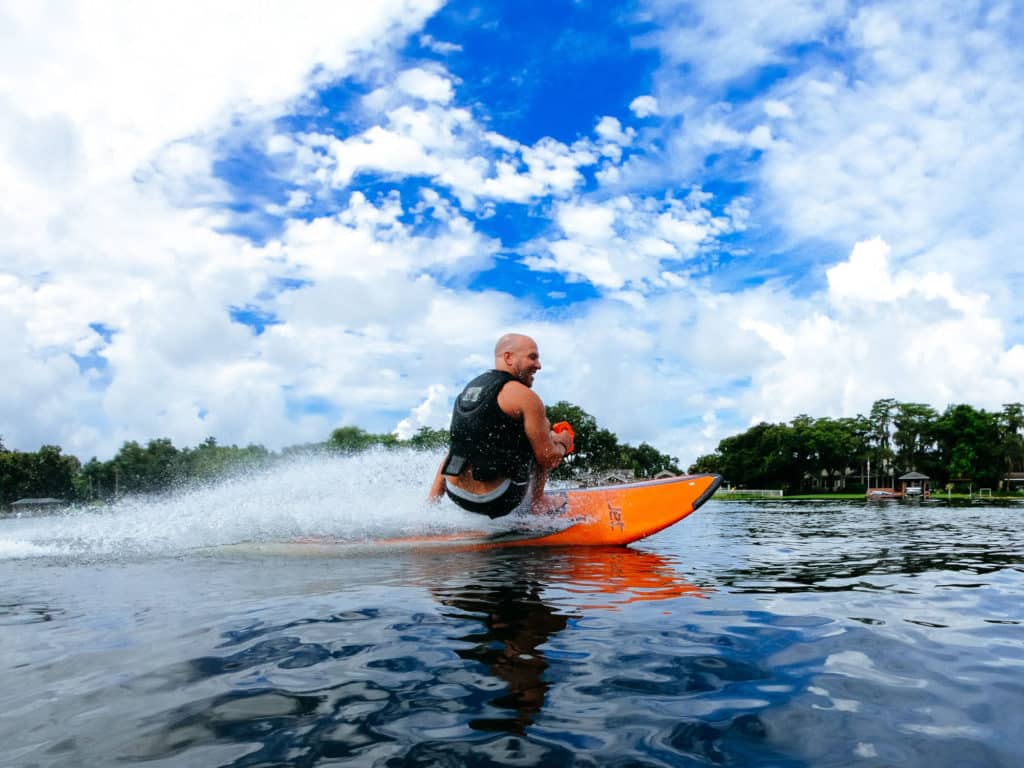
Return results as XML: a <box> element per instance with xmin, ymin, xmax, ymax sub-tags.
<box><xmin>0</xmin><ymin>449</ymin><xmax>501</xmax><ymax>561</ymax></box>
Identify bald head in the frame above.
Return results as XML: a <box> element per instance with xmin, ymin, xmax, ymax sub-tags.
<box><xmin>494</xmin><ymin>333</ymin><xmax>533</xmax><ymax>358</ymax></box>
<box><xmin>494</xmin><ymin>333</ymin><xmax>541</xmax><ymax>387</ymax></box>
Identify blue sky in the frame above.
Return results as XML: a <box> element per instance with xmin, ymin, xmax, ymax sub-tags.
<box><xmin>2</xmin><ymin>0</ymin><xmax>1023</xmax><ymax>464</ymax></box>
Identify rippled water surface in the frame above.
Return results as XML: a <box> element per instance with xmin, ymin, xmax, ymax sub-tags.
<box><xmin>2</xmin><ymin>454</ymin><xmax>1023</xmax><ymax>767</ymax></box>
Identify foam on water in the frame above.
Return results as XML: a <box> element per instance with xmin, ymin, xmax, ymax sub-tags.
<box><xmin>0</xmin><ymin>449</ymin><xmax>502</xmax><ymax>561</ymax></box>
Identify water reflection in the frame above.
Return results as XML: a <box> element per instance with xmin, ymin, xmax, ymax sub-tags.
<box><xmin>427</xmin><ymin>546</ymin><xmax>704</xmax><ymax>734</ymax></box>
<box><xmin>435</xmin><ymin>568</ymin><xmax>571</xmax><ymax>733</ymax></box>
<box><xmin>123</xmin><ymin>546</ymin><xmax>704</xmax><ymax>762</ymax></box>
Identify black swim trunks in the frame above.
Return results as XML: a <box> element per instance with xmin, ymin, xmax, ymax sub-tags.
<box><xmin>445</xmin><ymin>476</ymin><xmax>530</xmax><ymax>519</ymax></box>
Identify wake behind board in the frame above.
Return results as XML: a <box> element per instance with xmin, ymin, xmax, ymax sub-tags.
<box><xmin>225</xmin><ymin>474</ymin><xmax>721</xmax><ymax>556</ymax></box>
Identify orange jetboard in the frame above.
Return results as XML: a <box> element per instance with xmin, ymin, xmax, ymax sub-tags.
<box><xmin>350</xmin><ymin>472</ymin><xmax>720</xmax><ymax>550</ymax></box>
<box><xmin>463</xmin><ymin>472</ymin><xmax>721</xmax><ymax>548</ymax></box>
<box><xmin>227</xmin><ymin>474</ymin><xmax>721</xmax><ymax>555</ymax></box>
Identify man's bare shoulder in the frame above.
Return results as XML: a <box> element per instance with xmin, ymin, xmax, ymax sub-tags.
<box><xmin>497</xmin><ymin>380</ymin><xmax>542</xmax><ymax>417</ymax></box>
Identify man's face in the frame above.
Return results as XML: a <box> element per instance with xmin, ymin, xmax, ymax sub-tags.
<box><xmin>508</xmin><ymin>340</ymin><xmax>542</xmax><ymax>387</ymax></box>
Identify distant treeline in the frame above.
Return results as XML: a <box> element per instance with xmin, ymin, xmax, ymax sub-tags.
<box><xmin>1</xmin><ymin>401</ymin><xmax>679</xmax><ymax>505</ymax></box>
<box><xmin>688</xmin><ymin>399</ymin><xmax>1024</xmax><ymax>493</ymax></box>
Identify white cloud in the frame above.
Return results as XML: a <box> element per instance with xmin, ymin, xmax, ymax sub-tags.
<box><xmin>595</xmin><ymin>116</ymin><xmax>635</xmax><ymax>145</ymax></box>
<box><xmin>740</xmin><ymin>237</ymin><xmax>1023</xmax><ymax>426</ymax></box>
<box><xmin>763</xmin><ymin>99</ymin><xmax>794</xmax><ymax>119</ymax></box>
<box><xmin>395</xmin><ymin>383</ymin><xmax>451</xmax><ymax>438</ymax></box>
<box><xmin>525</xmin><ymin>191</ymin><xmax>747</xmax><ymax>290</ymax></box>
<box><xmin>276</xmin><ymin>189</ymin><xmax>499</xmax><ymax>283</ymax></box>
<box><xmin>534</xmin><ymin>235</ymin><xmax>1024</xmax><ymax>468</ymax></box>
<box><xmin>5</xmin><ymin>0</ymin><xmax>1024</xmax><ymax>481</ymax></box>
<box><xmin>747</xmin><ymin>124</ymin><xmax>774</xmax><ymax>149</ymax></box>
<box><xmin>0</xmin><ymin>1</ymin><xmax>450</xmax><ymax>457</ymax></box>
<box><xmin>750</xmin><ymin>0</ymin><xmax>1024</xmax><ymax>327</ymax></box>
<box><xmin>395</xmin><ymin>67</ymin><xmax>455</xmax><ymax>103</ymax></box>
<box><xmin>557</xmin><ymin>202</ymin><xmax>617</xmax><ymax>241</ymax></box>
<box><xmin>622</xmin><ymin>0</ymin><xmax>1024</xmax><ymax>466</ymax></box>
<box><xmin>0</xmin><ymin>1</ymin><xmax>444</xmax><ymax>190</ymax></box>
<box><xmin>419</xmin><ymin>34</ymin><xmax>462</xmax><ymax>55</ymax></box>
<box><xmin>638</xmin><ymin>0</ymin><xmax>847</xmax><ymax>86</ymax></box>
<box><xmin>291</xmin><ymin>94</ymin><xmax>605</xmax><ymax>209</ymax></box>
<box><xmin>629</xmin><ymin>95</ymin><xmax>660</xmax><ymax>117</ymax></box>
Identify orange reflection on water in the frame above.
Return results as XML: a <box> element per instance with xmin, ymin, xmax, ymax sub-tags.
<box><xmin>542</xmin><ymin>546</ymin><xmax>708</xmax><ymax>611</ymax></box>
<box><xmin>422</xmin><ymin>545</ymin><xmax>706</xmax><ymax>733</ymax></box>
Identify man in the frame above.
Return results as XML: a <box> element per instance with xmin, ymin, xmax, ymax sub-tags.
<box><xmin>428</xmin><ymin>333</ymin><xmax>574</xmax><ymax>518</ymax></box>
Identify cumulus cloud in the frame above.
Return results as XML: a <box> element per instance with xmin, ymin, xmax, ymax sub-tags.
<box><xmin>4</xmin><ymin>0</ymin><xmax>1024</xmax><ymax>478</ymax></box>
<box><xmin>0</xmin><ymin>1</ymin><xmax>449</xmax><ymax>456</ymax></box>
<box><xmin>524</xmin><ymin>191</ymin><xmax>749</xmax><ymax>290</ymax></box>
<box><xmin>629</xmin><ymin>95</ymin><xmax>660</xmax><ymax>117</ymax></box>
<box><xmin>540</xmin><ymin>235</ymin><xmax>1024</xmax><ymax>467</ymax></box>
<box><xmin>394</xmin><ymin>384</ymin><xmax>451</xmax><ymax>438</ymax></box>
<box><xmin>595</xmin><ymin>116</ymin><xmax>635</xmax><ymax>145</ymax></box>
<box><xmin>751</xmin><ymin>1</ymin><xmax>1024</xmax><ymax>324</ymax></box>
<box><xmin>617</xmin><ymin>0</ymin><xmax>1024</xmax><ymax>464</ymax></box>
<box><xmin>395</xmin><ymin>67</ymin><xmax>456</xmax><ymax>103</ymax></box>
<box><xmin>739</xmin><ymin>237</ymin><xmax>1024</xmax><ymax>426</ymax></box>
<box><xmin>294</xmin><ymin>96</ymin><xmax>605</xmax><ymax>209</ymax></box>
<box><xmin>0</xmin><ymin>1</ymin><xmax>443</xmax><ymax>189</ymax></box>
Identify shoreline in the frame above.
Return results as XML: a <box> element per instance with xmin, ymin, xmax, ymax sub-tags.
<box><xmin>716</xmin><ymin>491</ymin><xmax>1024</xmax><ymax>501</ymax></box>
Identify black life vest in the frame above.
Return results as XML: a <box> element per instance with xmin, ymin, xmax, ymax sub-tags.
<box><xmin>443</xmin><ymin>370</ymin><xmax>533</xmax><ymax>482</ymax></box>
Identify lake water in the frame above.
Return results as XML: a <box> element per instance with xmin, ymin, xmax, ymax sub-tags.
<box><xmin>2</xmin><ymin>451</ymin><xmax>1023</xmax><ymax>767</ymax></box>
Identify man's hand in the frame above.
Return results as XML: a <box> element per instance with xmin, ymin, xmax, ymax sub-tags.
<box><xmin>552</xmin><ymin>421</ymin><xmax>575</xmax><ymax>454</ymax></box>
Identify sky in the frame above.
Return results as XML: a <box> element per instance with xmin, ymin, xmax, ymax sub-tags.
<box><xmin>2</xmin><ymin>0</ymin><xmax>1023</xmax><ymax>466</ymax></box>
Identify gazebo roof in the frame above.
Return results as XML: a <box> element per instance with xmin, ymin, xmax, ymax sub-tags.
<box><xmin>898</xmin><ymin>471</ymin><xmax>930</xmax><ymax>480</ymax></box>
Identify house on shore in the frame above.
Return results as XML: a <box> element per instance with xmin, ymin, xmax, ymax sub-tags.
<box><xmin>1004</xmin><ymin>472</ymin><xmax>1024</xmax><ymax>491</ymax></box>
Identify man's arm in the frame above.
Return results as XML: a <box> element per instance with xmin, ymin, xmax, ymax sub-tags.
<box><xmin>498</xmin><ymin>383</ymin><xmax>572</xmax><ymax>469</ymax></box>
<box><xmin>427</xmin><ymin>456</ymin><xmax>447</xmax><ymax>502</ymax></box>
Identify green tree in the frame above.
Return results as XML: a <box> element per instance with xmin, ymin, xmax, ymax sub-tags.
<box><xmin>620</xmin><ymin>442</ymin><xmax>680</xmax><ymax>478</ymax></box>
<box><xmin>714</xmin><ymin>423</ymin><xmax>780</xmax><ymax>488</ymax></box>
<box><xmin>111</xmin><ymin>439</ymin><xmax>182</xmax><ymax>493</ymax></box>
<box><xmin>32</xmin><ymin>445</ymin><xmax>81</xmax><ymax>500</ymax></box>
<box><xmin>932</xmin><ymin>404</ymin><xmax>1000</xmax><ymax>487</ymax></box>
<box><xmin>806</xmin><ymin>416</ymin><xmax>870</xmax><ymax>490</ymax></box>
<box><xmin>868</xmin><ymin>398</ymin><xmax>898</xmax><ymax>482</ymax></box>
<box><xmin>997</xmin><ymin>403</ymin><xmax>1024</xmax><ymax>486</ymax></box>
<box><xmin>545</xmin><ymin>401</ymin><xmax>609</xmax><ymax>479</ymax></box>
<box><xmin>771</xmin><ymin>417</ymin><xmax>812</xmax><ymax>492</ymax></box>
<box><xmin>77</xmin><ymin>457</ymin><xmax>115</xmax><ymax>500</ymax></box>
<box><xmin>892</xmin><ymin>403</ymin><xmax>939</xmax><ymax>474</ymax></box>
<box><xmin>0</xmin><ymin>445</ymin><xmax>79</xmax><ymax>504</ymax></box>
<box><xmin>407</xmin><ymin>427</ymin><xmax>449</xmax><ymax>450</ymax></box>
<box><xmin>543</xmin><ymin>401</ymin><xmax>678</xmax><ymax>481</ymax></box>
<box><xmin>0</xmin><ymin>448</ymin><xmax>20</xmax><ymax>504</ymax></box>
<box><xmin>327</xmin><ymin>426</ymin><xmax>376</xmax><ymax>453</ymax></box>
<box><xmin>181</xmin><ymin>437</ymin><xmax>272</xmax><ymax>481</ymax></box>
<box><xmin>688</xmin><ymin>452</ymin><xmax>722</xmax><ymax>475</ymax></box>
